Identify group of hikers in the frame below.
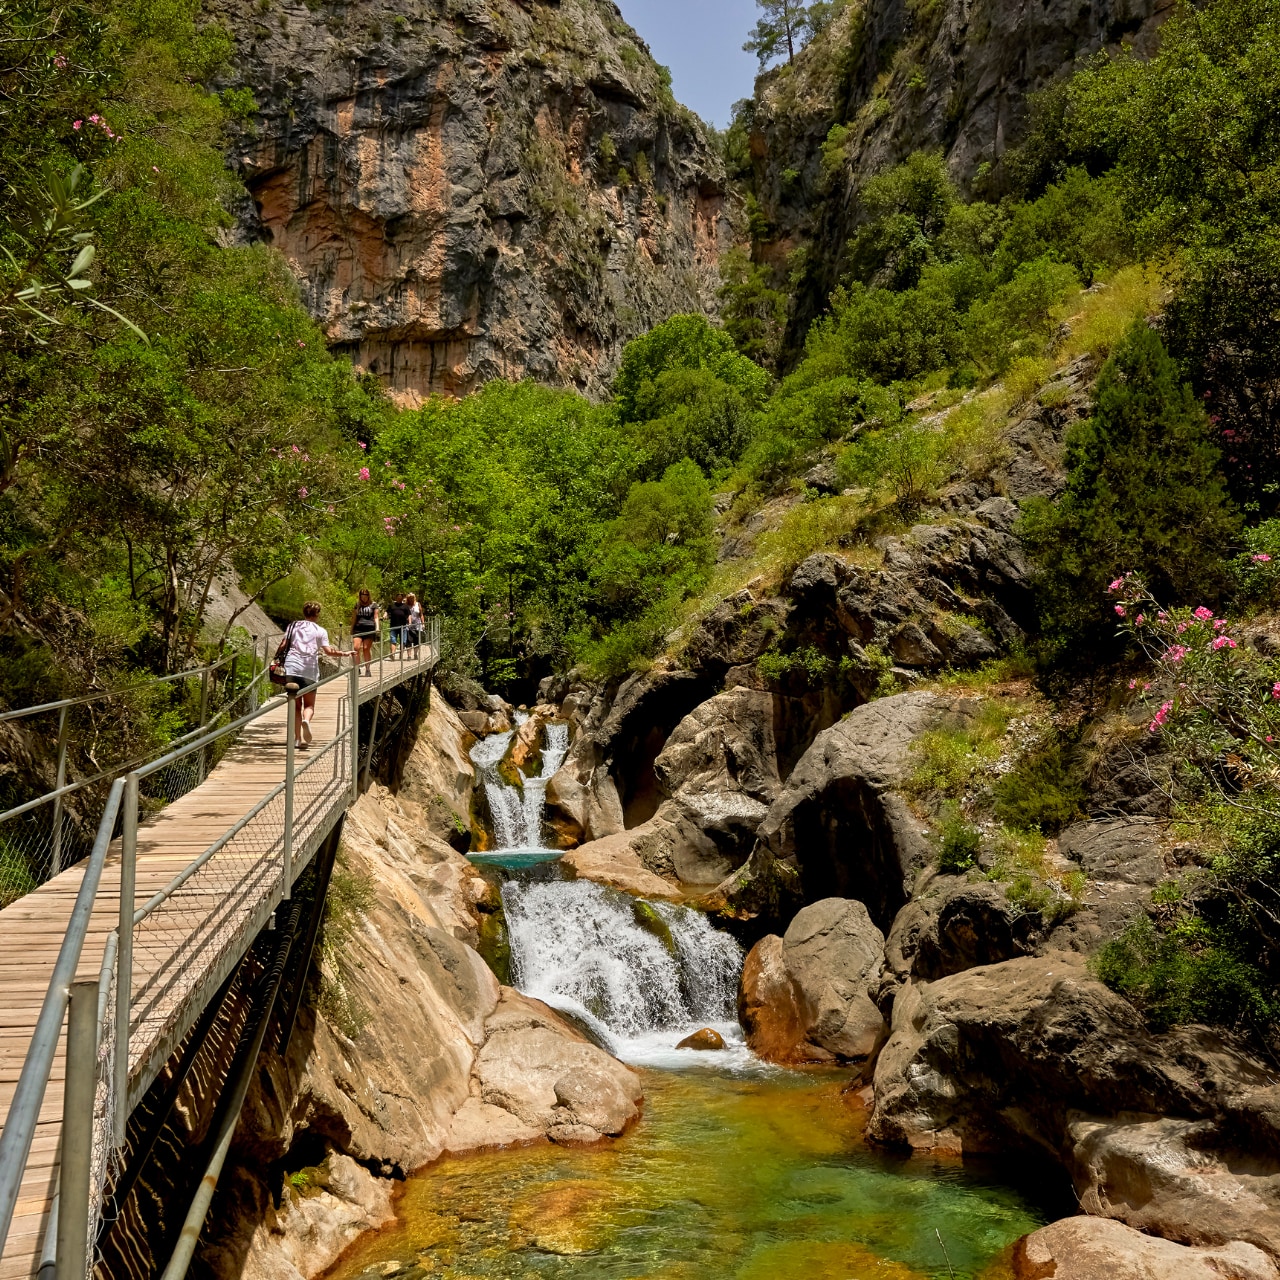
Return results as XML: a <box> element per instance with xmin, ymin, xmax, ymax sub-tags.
<box><xmin>274</xmin><ymin>589</ymin><xmax>427</xmax><ymax>749</ymax></box>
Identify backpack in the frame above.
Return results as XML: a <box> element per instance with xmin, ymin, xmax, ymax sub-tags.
<box><xmin>269</xmin><ymin>622</ymin><xmax>300</xmax><ymax>687</ymax></box>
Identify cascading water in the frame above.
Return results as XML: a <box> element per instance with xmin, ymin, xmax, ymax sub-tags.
<box><xmin>469</xmin><ymin>716</ymin><xmax>750</xmax><ymax>1065</ymax></box>
<box><xmin>502</xmin><ymin>877</ymin><xmax>749</xmax><ymax>1068</ymax></box>
<box><xmin>469</xmin><ymin>715</ymin><xmax>569</xmax><ymax>864</ymax></box>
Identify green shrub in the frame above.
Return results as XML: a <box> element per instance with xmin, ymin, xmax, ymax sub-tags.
<box><xmin>991</xmin><ymin>738</ymin><xmax>1085</xmax><ymax>834</ymax></box>
<box><xmin>939</xmin><ymin>815</ymin><xmax>981</xmax><ymax>872</ymax></box>
<box><xmin>1094</xmin><ymin>914</ymin><xmax>1277</xmax><ymax>1036</ymax></box>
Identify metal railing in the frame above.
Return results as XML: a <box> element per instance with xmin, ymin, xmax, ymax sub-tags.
<box><xmin>0</xmin><ymin>643</ymin><xmax>279</xmax><ymax>909</ymax></box>
<box><xmin>0</xmin><ymin>627</ymin><xmax>440</xmax><ymax>1280</ymax></box>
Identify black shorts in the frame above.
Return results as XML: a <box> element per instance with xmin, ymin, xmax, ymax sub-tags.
<box><xmin>284</xmin><ymin>674</ymin><xmax>316</xmax><ymax>691</ymax></box>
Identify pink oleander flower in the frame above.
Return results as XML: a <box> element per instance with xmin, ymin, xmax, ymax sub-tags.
<box><xmin>88</xmin><ymin>114</ymin><xmax>100</xmax><ymax>123</ymax></box>
<box><xmin>1214</xmin><ymin>619</ymin><xmax>1227</xmax><ymax>631</ymax></box>
<box><xmin>1135</xmin><ymin>614</ymin><xmax>1145</xmax><ymax>626</ymax></box>
<box><xmin>1158</xmin><ymin>612</ymin><xmax>1167</xmax><ymax>621</ymax></box>
<box><xmin>1271</xmin><ymin>682</ymin><xmax>1280</xmax><ymax>699</ymax></box>
<box><xmin>1176</xmin><ymin>622</ymin><xmax>1188</xmax><ymax>634</ymax></box>
<box><xmin>1128</xmin><ymin>678</ymin><xmax>1138</xmax><ymax>690</ymax></box>
<box><xmin>151</xmin><ymin>165</ymin><xmax>159</xmax><ymax>173</ymax></box>
<box><xmin>1194</xmin><ymin>606</ymin><xmax>1214</xmax><ymax>621</ymax></box>
<box><xmin>384</xmin><ymin>460</ymin><xmax>391</xmax><ymax>467</ymax></box>
<box><xmin>1108</xmin><ymin>578</ymin><xmax>1125</xmax><ymax>593</ymax></box>
<box><xmin>1164</xmin><ymin>645</ymin><xmax>1188</xmax><ymax>664</ymax></box>
<box><xmin>359</xmin><ymin>466</ymin><xmax>370</xmax><ymax>480</ymax></box>
<box><xmin>297</xmin><ymin>486</ymin><xmax>308</xmax><ymax>498</ymax></box>
<box><xmin>296</xmin><ymin>339</ymin><xmax>306</xmax><ymax>348</ymax></box>
<box><xmin>72</xmin><ymin>119</ymin><xmax>82</xmax><ymax>130</ymax></box>
<box><xmin>452</xmin><ymin>524</ymin><xmax>461</xmax><ymax>531</ymax></box>
<box><xmin>53</xmin><ymin>55</ymin><xmax>67</xmax><ymax>69</ymax></box>
<box><xmin>291</xmin><ymin>444</ymin><xmax>300</xmax><ymax>453</ymax></box>
<box><xmin>358</xmin><ymin>441</ymin><xmax>367</xmax><ymax>449</ymax></box>
<box><xmin>1213</xmin><ymin>636</ymin><xmax>1237</xmax><ymax>650</ymax></box>
<box><xmin>1254</xmin><ymin>554</ymin><xmax>1273</xmax><ymax>563</ymax></box>
<box><xmin>1148</xmin><ymin>700</ymin><xmax>1174</xmax><ymax>733</ymax></box>
<box><xmin>1115</xmin><ymin>604</ymin><xmax>1126</xmax><ymax>617</ymax></box>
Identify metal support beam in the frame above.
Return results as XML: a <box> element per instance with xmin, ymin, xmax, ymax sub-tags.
<box><xmin>56</xmin><ymin>980</ymin><xmax>98</xmax><ymax>1280</ymax></box>
<box><xmin>361</xmin><ymin>693</ymin><xmax>383</xmax><ymax>792</ymax></box>
<box><xmin>114</xmin><ymin>774</ymin><xmax>138</xmax><ymax>1146</ymax></box>
<box><xmin>51</xmin><ymin>706</ymin><xmax>70</xmax><ymax>876</ymax></box>
<box><xmin>283</xmin><ymin>689</ymin><xmax>297</xmax><ymax>901</ymax></box>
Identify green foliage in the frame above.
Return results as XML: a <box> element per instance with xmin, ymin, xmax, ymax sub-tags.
<box><xmin>907</xmin><ymin>702</ymin><xmax>1016</xmax><ymax>799</ymax></box>
<box><xmin>718</xmin><ymin>247</ymin><xmax>788</xmax><ymax>369</ymax></box>
<box><xmin>938</xmin><ymin>814</ymin><xmax>981</xmax><ymax>873</ymax></box>
<box><xmin>991</xmin><ymin>737</ymin><xmax>1085</xmax><ymax>834</ymax></box>
<box><xmin>1020</xmin><ymin>323</ymin><xmax>1239</xmax><ymax>671</ymax></box>
<box><xmin>1094</xmin><ymin>914</ymin><xmax>1277</xmax><ymax>1039</ymax></box>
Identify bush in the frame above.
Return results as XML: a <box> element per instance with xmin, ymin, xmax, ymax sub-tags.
<box><xmin>1094</xmin><ymin>914</ymin><xmax>1277</xmax><ymax>1037</ymax></box>
<box><xmin>991</xmin><ymin>738</ymin><xmax>1085</xmax><ymax>834</ymax></box>
<box><xmin>939</xmin><ymin>815</ymin><xmax>981</xmax><ymax>872</ymax></box>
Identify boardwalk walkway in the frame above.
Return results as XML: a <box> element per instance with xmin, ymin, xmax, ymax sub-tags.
<box><xmin>0</xmin><ymin>647</ymin><xmax>436</xmax><ymax>1280</ymax></box>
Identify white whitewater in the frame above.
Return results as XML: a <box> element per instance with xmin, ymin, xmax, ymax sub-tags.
<box><xmin>470</xmin><ymin>716</ymin><xmax>570</xmax><ymax>852</ymax></box>
<box><xmin>502</xmin><ymin>877</ymin><xmax>753</xmax><ymax>1069</ymax></box>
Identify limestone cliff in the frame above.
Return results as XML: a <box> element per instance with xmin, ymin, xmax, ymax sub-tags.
<box><xmin>213</xmin><ymin>0</ymin><xmax>732</xmax><ymax>402</ymax></box>
<box><xmin>740</xmin><ymin>0</ymin><xmax>1172</xmax><ymax>352</ymax></box>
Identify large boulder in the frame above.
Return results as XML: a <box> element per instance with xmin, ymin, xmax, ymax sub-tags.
<box><xmin>559</xmin><ymin>825</ymin><xmax>685</xmax><ymax>900</ymax></box>
<box><xmin>654</xmin><ymin>687</ymin><xmax>785</xmax><ymax>868</ymax></box>
<box><xmin>869</xmin><ymin>957</ymin><xmax>1269</xmax><ymax>1156</ymax></box>
<box><xmin>1012</xmin><ymin>1216</ymin><xmax>1279</xmax><ymax>1280</ymax></box>
<box><xmin>739</xmin><ymin>898</ymin><xmax>887</xmax><ymax>1075</ymax></box>
<box><xmin>397</xmin><ymin>687</ymin><xmax>478</xmax><ymax>849</ymax></box>
<box><xmin>716</xmin><ymin>692</ymin><xmax>958</xmax><ymax>929</ymax></box>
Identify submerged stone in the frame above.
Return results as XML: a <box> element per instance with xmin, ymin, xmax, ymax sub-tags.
<box><xmin>676</xmin><ymin>1027</ymin><xmax>725</xmax><ymax>1051</ymax></box>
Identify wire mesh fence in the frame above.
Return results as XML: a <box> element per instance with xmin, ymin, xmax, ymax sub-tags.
<box><xmin>0</xmin><ymin>649</ymin><xmax>272</xmax><ymax>908</ymax></box>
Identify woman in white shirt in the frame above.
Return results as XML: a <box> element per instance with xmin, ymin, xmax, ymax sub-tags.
<box><xmin>282</xmin><ymin>601</ymin><xmax>352</xmax><ymax>749</ymax></box>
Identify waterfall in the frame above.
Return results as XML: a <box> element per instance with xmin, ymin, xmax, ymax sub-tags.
<box><xmin>470</xmin><ymin>717</ymin><xmax>570</xmax><ymax>855</ymax></box>
<box><xmin>502</xmin><ymin>877</ymin><xmax>749</xmax><ymax>1068</ymax></box>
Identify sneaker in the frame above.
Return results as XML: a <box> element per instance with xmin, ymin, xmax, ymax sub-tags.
<box><xmin>301</xmin><ymin>721</ymin><xmax>313</xmax><ymax>744</ymax></box>
<box><xmin>298</xmin><ymin>739</ymin><xmax>311</xmax><ymax>751</ymax></box>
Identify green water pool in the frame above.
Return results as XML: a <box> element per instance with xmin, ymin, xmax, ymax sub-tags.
<box><xmin>327</xmin><ymin>1066</ymin><xmax>1066</xmax><ymax>1280</ymax></box>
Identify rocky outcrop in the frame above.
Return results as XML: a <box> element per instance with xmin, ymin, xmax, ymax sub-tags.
<box><xmin>739</xmin><ymin>897</ymin><xmax>887</xmax><ymax>1073</ymax></box>
<box><xmin>868</xmin><ymin>955</ymin><xmax>1280</xmax><ymax>1257</ymax></box>
<box><xmin>213</xmin><ymin>0</ymin><xmax>730</xmax><ymax>403</ymax></box>
<box><xmin>717</xmin><ymin>691</ymin><xmax>961</xmax><ymax>928</ymax></box>
<box><xmin>201</xmin><ymin>685</ymin><xmax>644</xmax><ymax>1280</ymax></box>
<box><xmin>398</xmin><ymin>687</ymin><xmax>477</xmax><ymax>847</ymax></box>
<box><xmin>1012</xmin><ymin>1217</ymin><xmax>1279</xmax><ymax>1280</ymax></box>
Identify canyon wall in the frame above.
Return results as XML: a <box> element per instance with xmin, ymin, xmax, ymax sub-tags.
<box><xmin>741</xmin><ymin>0</ymin><xmax>1173</xmax><ymax>353</ymax></box>
<box><xmin>213</xmin><ymin>0</ymin><xmax>732</xmax><ymax>403</ymax></box>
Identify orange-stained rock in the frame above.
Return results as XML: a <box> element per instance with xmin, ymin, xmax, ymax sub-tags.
<box><xmin>676</xmin><ymin>1028</ymin><xmax>726</xmax><ymax>1051</ymax></box>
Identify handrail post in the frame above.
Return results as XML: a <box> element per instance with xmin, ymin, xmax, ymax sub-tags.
<box><xmin>56</xmin><ymin>980</ymin><xmax>98</xmax><ymax>1280</ymax></box>
<box><xmin>348</xmin><ymin>661</ymin><xmax>359</xmax><ymax>803</ymax></box>
<box><xmin>196</xmin><ymin>668</ymin><xmax>211</xmax><ymax>784</ymax></box>
<box><xmin>114</xmin><ymin>773</ymin><xmax>138</xmax><ymax>1145</ymax></box>
<box><xmin>51</xmin><ymin>704</ymin><xmax>70</xmax><ymax>875</ymax></box>
<box><xmin>283</xmin><ymin>687</ymin><xmax>297</xmax><ymax>901</ymax></box>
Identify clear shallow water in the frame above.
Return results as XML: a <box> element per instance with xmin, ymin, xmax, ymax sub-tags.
<box><xmin>326</xmin><ymin>1067</ymin><xmax>1058</xmax><ymax>1280</ymax></box>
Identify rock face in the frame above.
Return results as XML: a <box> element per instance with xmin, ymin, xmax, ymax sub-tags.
<box><xmin>200</xmin><ymin>685</ymin><xmax>644</xmax><ymax>1280</ymax></box>
<box><xmin>213</xmin><ymin>0</ymin><xmax>731</xmax><ymax>403</ymax></box>
<box><xmin>718</xmin><ymin>692</ymin><xmax>957</xmax><ymax>928</ymax></box>
<box><xmin>868</xmin><ymin>955</ymin><xmax>1280</xmax><ymax>1257</ymax></box>
<box><xmin>1012</xmin><ymin>1216</ymin><xmax>1279</xmax><ymax>1280</ymax></box>
<box><xmin>739</xmin><ymin>897</ymin><xmax>887</xmax><ymax>1073</ymax></box>
<box><xmin>743</xmin><ymin>0</ymin><xmax>1172</xmax><ymax>351</ymax></box>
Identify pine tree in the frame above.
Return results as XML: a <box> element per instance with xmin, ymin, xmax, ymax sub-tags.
<box><xmin>743</xmin><ymin>0</ymin><xmax>808</xmax><ymax>67</ymax></box>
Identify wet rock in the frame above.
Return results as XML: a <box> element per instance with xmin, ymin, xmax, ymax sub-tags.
<box><xmin>1012</xmin><ymin>1216</ymin><xmax>1279</xmax><ymax>1280</ymax></box>
<box><xmin>739</xmin><ymin>898</ymin><xmax>887</xmax><ymax>1074</ymax></box>
<box><xmin>676</xmin><ymin>1028</ymin><xmax>726</xmax><ymax>1051</ymax></box>
<box><xmin>717</xmin><ymin>693</ymin><xmax>958</xmax><ymax>929</ymax></box>
<box><xmin>560</xmin><ymin>828</ymin><xmax>685</xmax><ymax>900</ymax></box>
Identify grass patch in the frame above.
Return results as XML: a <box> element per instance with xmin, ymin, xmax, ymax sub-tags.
<box><xmin>906</xmin><ymin>700</ymin><xmax>1019</xmax><ymax>798</ymax></box>
<box><xmin>316</xmin><ymin>849</ymin><xmax>377</xmax><ymax>1040</ymax></box>
<box><xmin>1054</xmin><ymin>263</ymin><xmax>1168</xmax><ymax>363</ymax></box>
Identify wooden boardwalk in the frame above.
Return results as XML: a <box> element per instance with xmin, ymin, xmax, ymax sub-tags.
<box><xmin>0</xmin><ymin>651</ymin><xmax>434</xmax><ymax>1280</ymax></box>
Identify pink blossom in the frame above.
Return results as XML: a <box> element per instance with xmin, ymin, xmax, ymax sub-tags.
<box><xmin>1157</xmin><ymin>612</ymin><xmax>1167</xmax><ymax>621</ymax></box>
<box><xmin>88</xmin><ymin>114</ymin><xmax>100</xmax><ymax>123</ymax></box>
<box><xmin>1135</xmin><ymin>614</ymin><xmax>1145</xmax><ymax>626</ymax></box>
<box><xmin>1271</xmin><ymin>682</ymin><xmax>1280</xmax><ymax>700</ymax></box>
<box><xmin>1212</xmin><ymin>636</ymin><xmax>1237</xmax><ymax>651</ymax></box>
<box><xmin>1254</xmin><ymin>554</ymin><xmax>1273</xmax><ymax>563</ymax></box>
<box><xmin>297</xmin><ymin>486</ymin><xmax>308</xmax><ymax>498</ymax></box>
<box><xmin>296</xmin><ymin>339</ymin><xmax>306</xmax><ymax>348</ymax></box>
<box><xmin>1115</xmin><ymin>604</ymin><xmax>1126</xmax><ymax>617</ymax></box>
<box><xmin>53</xmin><ymin>55</ymin><xmax>67</xmax><ymax>69</ymax></box>
<box><xmin>359</xmin><ymin>467</ymin><xmax>370</xmax><ymax>481</ymax></box>
<box><xmin>384</xmin><ymin>460</ymin><xmax>391</xmax><ymax>467</ymax></box>
<box><xmin>151</xmin><ymin>165</ymin><xmax>159</xmax><ymax>173</ymax></box>
<box><xmin>358</xmin><ymin>441</ymin><xmax>367</xmax><ymax>450</ymax></box>
<box><xmin>1176</xmin><ymin>622</ymin><xmax>1188</xmax><ymax>634</ymax></box>
<box><xmin>1164</xmin><ymin>645</ymin><xmax>1188</xmax><ymax>664</ymax></box>
<box><xmin>1194</xmin><ymin>606</ymin><xmax>1214</xmax><ymax>621</ymax></box>
<box><xmin>1128</xmin><ymin>678</ymin><xmax>1137</xmax><ymax>690</ymax></box>
<box><xmin>1108</xmin><ymin>578</ymin><xmax>1125</xmax><ymax>593</ymax></box>
<box><xmin>1214</xmin><ymin>619</ymin><xmax>1227</xmax><ymax>631</ymax></box>
<box><xmin>452</xmin><ymin>524</ymin><xmax>461</xmax><ymax>531</ymax></box>
<box><xmin>291</xmin><ymin>445</ymin><xmax>300</xmax><ymax>454</ymax></box>
<box><xmin>1148</xmin><ymin>701</ymin><xmax>1174</xmax><ymax>733</ymax></box>
<box><xmin>72</xmin><ymin>120</ymin><xmax>82</xmax><ymax>130</ymax></box>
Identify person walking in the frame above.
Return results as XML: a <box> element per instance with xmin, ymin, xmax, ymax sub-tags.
<box><xmin>351</xmin><ymin>588</ymin><xmax>379</xmax><ymax>676</ymax></box>
<box><xmin>387</xmin><ymin>592</ymin><xmax>411</xmax><ymax>656</ymax></box>
<box><xmin>282</xmin><ymin>602</ymin><xmax>352</xmax><ymax>749</ymax></box>
<box><xmin>406</xmin><ymin>593</ymin><xmax>423</xmax><ymax>654</ymax></box>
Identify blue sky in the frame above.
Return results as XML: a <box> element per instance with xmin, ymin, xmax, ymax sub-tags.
<box><xmin>617</xmin><ymin>0</ymin><xmax>760</xmax><ymax>128</ymax></box>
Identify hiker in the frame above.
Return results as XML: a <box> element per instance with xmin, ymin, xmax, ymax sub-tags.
<box><xmin>281</xmin><ymin>602</ymin><xmax>352</xmax><ymax>749</ymax></box>
<box><xmin>351</xmin><ymin>588</ymin><xmax>379</xmax><ymax>676</ymax></box>
<box><xmin>406</xmin><ymin>593</ymin><xmax>424</xmax><ymax>653</ymax></box>
<box><xmin>387</xmin><ymin>592</ymin><xmax>411</xmax><ymax>655</ymax></box>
